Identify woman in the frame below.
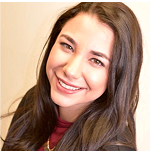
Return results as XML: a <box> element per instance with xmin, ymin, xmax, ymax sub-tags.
<box><xmin>2</xmin><ymin>2</ymin><xmax>143</xmax><ymax>151</ymax></box>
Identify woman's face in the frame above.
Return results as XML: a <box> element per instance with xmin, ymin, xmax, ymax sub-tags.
<box><xmin>46</xmin><ymin>13</ymin><xmax>114</xmax><ymax>110</ymax></box>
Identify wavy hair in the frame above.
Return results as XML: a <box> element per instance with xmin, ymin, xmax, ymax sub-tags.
<box><xmin>2</xmin><ymin>2</ymin><xmax>143</xmax><ymax>151</ymax></box>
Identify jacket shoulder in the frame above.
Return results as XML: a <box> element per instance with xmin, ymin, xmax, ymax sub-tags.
<box><xmin>103</xmin><ymin>145</ymin><xmax>136</xmax><ymax>151</ymax></box>
<box><xmin>2</xmin><ymin>86</ymin><xmax>36</xmax><ymax>151</ymax></box>
<box><xmin>10</xmin><ymin>86</ymin><xmax>36</xmax><ymax>126</ymax></box>
<box><xmin>102</xmin><ymin>127</ymin><xmax>136</xmax><ymax>151</ymax></box>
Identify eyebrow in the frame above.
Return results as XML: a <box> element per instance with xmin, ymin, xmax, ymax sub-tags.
<box><xmin>60</xmin><ymin>34</ymin><xmax>110</xmax><ymax>62</ymax></box>
<box><xmin>60</xmin><ymin>34</ymin><xmax>77</xmax><ymax>46</ymax></box>
<box><xmin>90</xmin><ymin>50</ymin><xmax>110</xmax><ymax>62</ymax></box>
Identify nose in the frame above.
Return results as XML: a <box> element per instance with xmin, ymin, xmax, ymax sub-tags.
<box><xmin>63</xmin><ymin>56</ymin><xmax>83</xmax><ymax>79</ymax></box>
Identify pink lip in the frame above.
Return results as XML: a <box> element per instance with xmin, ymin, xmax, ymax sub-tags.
<box><xmin>56</xmin><ymin>76</ymin><xmax>84</xmax><ymax>94</ymax></box>
<box><xmin>58</xmin><ymin>77</ymin><xmax>81</xmax><ymax>89</ymax></box>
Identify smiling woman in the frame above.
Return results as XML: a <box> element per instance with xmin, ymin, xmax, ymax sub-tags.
<box><xmin>1</xmin><ymin>2</ymin><xmax>148</xmax><ymax>151</ymax></box>
<box><xmin>46</xmin><ymin>13</ymin><xmax>113</xmax><ymax>118</ymax></box>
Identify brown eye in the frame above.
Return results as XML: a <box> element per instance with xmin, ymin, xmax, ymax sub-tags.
<box><xmin>60</xmin><ymin>42</ymin><xmax>73</xmax><ymax>52</ymax></box>
<box><xmin>91</xmin><ymin>58</ymin><xmax>105</xmax><ymax>67</ymax></box>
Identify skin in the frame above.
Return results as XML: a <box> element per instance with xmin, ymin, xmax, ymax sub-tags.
<box><xmin>46</xmin><ymin>13</ymin><xmax>114</xmax><ymax>122</ymax></box>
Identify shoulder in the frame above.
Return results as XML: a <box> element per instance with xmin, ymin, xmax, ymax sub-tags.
<box><xmin>103</xmin><ymin>145</ymin><xmax>136</xmax><ymax>151</ymax></box>
<box><xmin>2</xmin><ymin>86</ymin><xmax>36</xmax><ymax>151</ymax></box>
<box><xmin>16</xmin><ymin>85</ymin><xmax>35</xmax><ymax>108</ymax></box>
<box><xmin>19</xmin><ymin>85</ymin><xmax>36</xmax><ymax>107</ymax></box>
<box><xmin>102</xmin><ymin>127</ymin><xmax>136</xmax><ymax>151</ymax></box>
<box><xmin>10</xmin><ymin>86</ymin><xmax>36</xmax><ymax>125</ymax></box>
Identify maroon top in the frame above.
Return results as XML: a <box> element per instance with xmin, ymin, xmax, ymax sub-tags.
<box><xmin>38</xmin><ymin>116</ymin><xmax>72</xmax><ymax>150</ymax></box>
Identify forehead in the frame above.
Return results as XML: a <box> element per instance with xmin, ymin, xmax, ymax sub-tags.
<box><xmin>60</xmin><ymin>13</ymin><xmax>114</xmax><ymax>39</ymax></box>
<box><xmin>58</xmin><ymin>13</ymin><xmax>114</xmax><ymax>58</ymax></box>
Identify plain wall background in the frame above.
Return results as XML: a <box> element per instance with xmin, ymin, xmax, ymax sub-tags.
<box><xmin>1</xmin><ymin>2</ymin><xmax>150</xmax><ymax>150</ymax></box>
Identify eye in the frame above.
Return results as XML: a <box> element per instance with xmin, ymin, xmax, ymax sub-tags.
<box><xmin>60</xmin><ymin>42</ymin><xmax>74</xmax><ymax>52</ymax></box>
<box><xmin>91</xmin><ymin>58</ymin><xmax>105</xmax><ymax>67</ymax></box>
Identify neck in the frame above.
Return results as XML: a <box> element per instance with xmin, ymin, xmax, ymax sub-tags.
<box><xmin>59</xmin><ymin>104</ymin><xmax>88</xmax><ymax>122</ymax></box>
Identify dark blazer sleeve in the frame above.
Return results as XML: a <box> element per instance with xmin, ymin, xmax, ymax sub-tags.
<box><xmin>2</xmin><ymin>86</ymin><xmax>35</xmax><ymax>151</ymax></box>
<box><xmin>9</xmin><ymin>86</ymin><xmax>35</xmax><ymax>127</ymax></box>
<box><xmin>104</xmin><ymin>145</ymin><xmax>136</xmax><ymax>151</ymax></box>
<box><xmin>103</xmin><ymin>132</ymin><xmax>136</xmax><ymax>151</ymax></box>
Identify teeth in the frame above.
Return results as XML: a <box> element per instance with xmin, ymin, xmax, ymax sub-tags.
<box><xmin>59</xmin><ymin>80</ymin><xmax>80</xmax><ymax>90</ymax></box>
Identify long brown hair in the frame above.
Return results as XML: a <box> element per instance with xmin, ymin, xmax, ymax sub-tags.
<box><xmin>2</xmin><ymin>2</ymin><xmax>143</xmax><ymax>151</ymax></box>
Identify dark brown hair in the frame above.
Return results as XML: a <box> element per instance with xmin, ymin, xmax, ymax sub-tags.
<box><xmin>2</xmin><ymin>2</ymin><xmax>143</xmax><ymax>151</ymax></box>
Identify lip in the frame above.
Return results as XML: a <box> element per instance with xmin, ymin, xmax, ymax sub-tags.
<box><xmin>58</xmin><ymin>77</ymin><xmax>81</xmax><ymax>88</ymax></box>
<box><xmin>56</xmin><ymin>76</ymin><xmax>84</xmax><ymax>94</ymax></box>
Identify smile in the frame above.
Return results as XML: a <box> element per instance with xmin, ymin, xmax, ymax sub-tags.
<box><xmin>58</xmin><ymin>79</ymin><xmax>81</xmax><ymax>90</ymax></box>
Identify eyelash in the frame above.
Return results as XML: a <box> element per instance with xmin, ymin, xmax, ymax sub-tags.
<box><xmin>60</xmin><ymin>42</ymin><xmax>74</xmax><ymax>52</ymax></box>
<box><xmin>60</xmin><ymin>42</ymin><xmax>105</xmax><ymax>67</ymax></box>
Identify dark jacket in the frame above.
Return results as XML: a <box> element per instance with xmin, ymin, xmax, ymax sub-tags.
<box><xmin>2</xmin><ymin>87</ymin><xmax>136</xmax><ymax>151</ymax></box>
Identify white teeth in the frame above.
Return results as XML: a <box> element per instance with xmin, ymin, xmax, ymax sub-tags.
<box><xmin>59</xmin><ymin>80</ymin><xmax>80</xmax><ymax>90</ymax></box>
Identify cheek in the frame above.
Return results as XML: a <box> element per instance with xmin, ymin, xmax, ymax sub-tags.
<box><xmin>46</xmin><ymin>43</ymin><xmax>61</xmax><ymax>70</ymax></box>
<box><xmin>87</xmin><ymin>69</ymin><xmax>109</xmax><ymax>92</ymax></box>
<box><xmin>46</xmin><ymin>53</ymin><xmax>56</xmax><ymax>70</ymax></box>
